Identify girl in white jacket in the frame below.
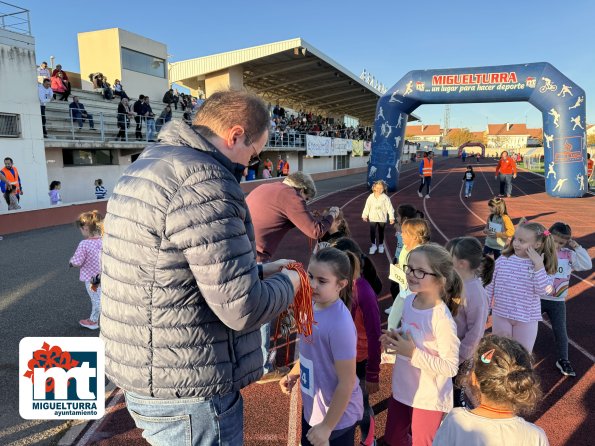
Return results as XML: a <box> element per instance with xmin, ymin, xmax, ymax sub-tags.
<box><xmin>362</xmin><ymin>180</ymin><xmax>395</xmax><ymax>255</ymax></box>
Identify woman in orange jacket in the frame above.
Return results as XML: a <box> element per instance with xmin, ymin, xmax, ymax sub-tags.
<box><xmin>495</xmin><ymin>151</ymin><xmax>517</xmax><ymax>197</ymax></box>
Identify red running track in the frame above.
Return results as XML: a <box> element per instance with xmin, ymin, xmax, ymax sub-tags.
<box><xmin>83</xmin><ymin>158</ymin><xmax>594</xmax><ymax>446</ymax></box>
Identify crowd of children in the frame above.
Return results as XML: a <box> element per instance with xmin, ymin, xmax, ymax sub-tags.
<box><xmin>64</xmin><ymin>172</ymin><xmax>590</xmax><ymax>445</ymax></box>
<box><xmin>276</xmin><ymin>180</ymin><xmax>591</xmax><ymax>446</ymax></box>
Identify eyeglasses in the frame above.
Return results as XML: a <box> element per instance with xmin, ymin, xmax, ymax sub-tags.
<box><xmin>244</xmin><ymin>131</ymin><xmax>261</xmax><ymax>167</ymax></box>
<box><xmin>404</xmin><ymin>265</ymin><xmax>437</xmax><ymax>279</ymax></box>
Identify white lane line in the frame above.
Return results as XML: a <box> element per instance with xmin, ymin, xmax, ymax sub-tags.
<box><xmin>541</xmin><ymin>319</ymin><xmax>595</xmax><ymax>363</ymax></box>
<box><xmin>74</xmin><ymin>389</ymin><xmax>125</xmax><ymax>446</ymax></box>
<box><xmin>422</xmin><ymin>170</ymin><xmax>454</xmax><ymax>242</ymax></box>
<box><xmin>458</xmin><ymin>181</ymin><xmax>486</xmax><ymax>224</ymax></box>
<box><xmin>478</xmin><ymin>164</ymin><xmax>496</xmax><ymax>196</ymax></box>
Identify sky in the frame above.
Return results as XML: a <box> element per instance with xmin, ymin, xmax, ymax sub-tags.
<box><xmin>15</xmin><ymin>0</ymin><xmax>595</xmax><ymax>131</ymax></box>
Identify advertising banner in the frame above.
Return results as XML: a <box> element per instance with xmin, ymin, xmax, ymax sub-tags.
<box><xmin>306</xmin><ymin>135</ymin><xmax>332</xmax><ymax>157</ymax></box>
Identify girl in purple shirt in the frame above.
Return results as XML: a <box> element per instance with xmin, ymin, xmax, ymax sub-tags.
<box><xmin>280</xmin><ymin>247</ymin><xmax>363</xmax><ymax>446</ymax></box>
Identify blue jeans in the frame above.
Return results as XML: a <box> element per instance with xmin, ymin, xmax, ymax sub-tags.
<box><xmin>464</xmin><ymin>180</ymin><xmax>474</xmax><ymax>196</ymax></box>
<box><xmin>125</xmin><ymin>391</ymin><xmax>243</xmax><ymax>446</ymax></box>
<box><xmin>499</xmin><ymin>174</ymin><xmax>513</xmax><ymax>196</ymax></box>
<box><xmin>147</xmin><ymin>119</ymin><xmax>156</xmax><ymax>141</ymax></box>
<box><xmin>260</xmin><ymin>321</ymin><xmax>273</xmax><ymax>373</ymax></box>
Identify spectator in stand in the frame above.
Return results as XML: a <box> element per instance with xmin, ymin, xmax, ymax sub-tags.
<box><xmin>51</xmin><ymin>64</ymin><xmax>71</xmax><ymax>97</ymax></box>
<box><xmin>37</xmin><ymin>61</ymin><xmax>51</xmax><ymax>83</ymax></box>
<box><xmin>101</xmin><ymin>77</ymin><xmax>114</xmax><ymax>100</ymax></box>
<box><xmin>182</xmin><ymin>106</ymin><xmax>192</xmax><ymax>124</ymax></box>
<box><xmin>156</xmin><ymin>105</ymin><xmax>172</xmax><ymax>133</ymax></box>
<box><xmin>116</xmin><ymin>97</ymin><xmax>135</xmax><ymax>141</ymax></box>
<box><xmin>38</xmin><ymin>78</ymin><xmax>53</xmax><ymax>138</ymax></box>
<box><xmin>162</xmin><ymin>88</ymin><xmax>179</xmax><ymax>110</ymax></box>
<box><xmin>195</xmin><ymin>94</ymin><xmax>205</xmax><ymax>109</ymax></box>
<box><xmin>95</xmin><ymin>179</ymin><xmax>107</xmax><ymax>199</ymax></box>
<box><xmin>113</xmin><ymin>79</ymin><xmax>129</xmax><ymax>100</ymax></box>
<box><xmin>133</xmin><ymin>95</ymin><xmax>146</xmax><ymax>141</ymax></box>
<box><xmin>89</xmin><ymin>72</ymin><xmax>105</xmax><ymax>89</ymax></box>
<box><xmin>51</xmin><ymin>71</ymin><xmax>70</xmax><ymax>101</ymax></box>
<box><xmin>144</xmin><ymin>97</ymin><xmax>157</xmax><ymax>142</ymax></box>
<box><xmin>69</xmin><ymin>96</ymin><xmax>95</xmax><ymax>130</ymax></box>
<box><xmin>1</xmin><ymin>157</ymin><xmax>23</xmax><ymax>203</ymax></box>
<box><xmin>495</xmin><ymin>150</ymin><xmax>517</xmax><ymax>197</ymax></box>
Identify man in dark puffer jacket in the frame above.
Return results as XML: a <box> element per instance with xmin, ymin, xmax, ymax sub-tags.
<box><xmin>100</xmin><ymin>91</ymin><xmax>300</xmax><ymax>446</ymax></box>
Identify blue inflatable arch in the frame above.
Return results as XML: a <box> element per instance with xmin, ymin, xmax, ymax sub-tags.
<box><xmin>369</xmin><ymin>63</ymin><xmax>587</xmax><ymax>198</ymax></box>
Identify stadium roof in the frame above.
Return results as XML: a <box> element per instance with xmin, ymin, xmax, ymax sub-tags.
<box><xmin>169</xmin><ymin>38</ymin><xmax>418</xmax><ymax>126</ymax></box>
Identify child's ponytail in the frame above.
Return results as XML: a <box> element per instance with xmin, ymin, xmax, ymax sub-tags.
<box><xmin>77</xmin><ymin>210</ymin><xmax>104</xmax><ymax>236</ymax></box>
<box><xmin>479</xmin><ymin>255</ymin><xmax>495</xmax><ymax>287</ymax></box>
<box><xmin>342</xmin><ymin>250</ymin><xmax>361</xmax><ymax>309</ymax></box>
<box><xmin>445</xmin><ymin>236</ymin><xmax>494</xmax><ymax>286</ymax></box>
<box><xmin>445</xmin><ymin>267</ymin><xmax>464</xmax><ymax>317</ymax></box>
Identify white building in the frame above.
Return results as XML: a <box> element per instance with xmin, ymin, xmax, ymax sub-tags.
<box><xmin>0</xmin><ymin>10</ymin><xmax>49</xmax><ymax>213</ymax></box>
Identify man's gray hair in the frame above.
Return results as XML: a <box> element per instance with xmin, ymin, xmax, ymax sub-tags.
<box><xmin>283</xmin><ymin>171</ymin><xmax>317</xmax><ymax>200</ymax></box>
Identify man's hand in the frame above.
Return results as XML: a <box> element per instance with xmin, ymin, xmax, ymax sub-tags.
<box><xmin>281</xmin><ymin>268</ymin><xmax>301</xmax><ymax>293</ymax></box>
<box><xmin>362</xmin><ymin>217</ymin><xmax>368</xmax><ymax>222</ymax></box>
<box><xmin>513</xmin><ymin>174</ymin><xmax>517</xmax><ymax>179</ymax></box>
<box><xmin>328</xmin><ymin>206</ymin><xmax>340</xmax><ymax>219</ymax></box>
<box><xmin>263</xmin><ymin>259</ymin><xmax>295</xmax><ymax>278</ymax></box>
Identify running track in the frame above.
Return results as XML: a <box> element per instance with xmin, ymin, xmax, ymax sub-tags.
<box><xmin>84</xmin><ymin>158</ymin><xmax>594</xmax><ymax>446</ymax></box>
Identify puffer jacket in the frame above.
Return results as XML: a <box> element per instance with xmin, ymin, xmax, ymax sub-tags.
<box><xmin>100</xmin><ymin>119</ymin><xmax>294</xmax><ymax>399</ymax></box>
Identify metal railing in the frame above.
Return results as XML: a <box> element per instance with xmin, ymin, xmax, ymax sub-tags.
<box><xmin>43</xmin><ymin>107</ymin><xmax>180</xmax><ymax>143</ymax></box>
<box><xmin>0</xmin><ymin>2</ymin><xmax>31</xmax><ymax>35</ymax></box>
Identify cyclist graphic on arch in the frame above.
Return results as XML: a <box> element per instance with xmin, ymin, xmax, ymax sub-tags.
<box><xmin>549</xmin><ymin>108</ymin><xmax>561</xmax><ymax>127</ymax></box>
<box><xmin>557</xmin><ymin>84</ymin><xmax>573</xmax><ymax>97</ymax></box>
<box><xmin>540</xmin><ymin>77</ymin><xmax>557</xmax><ymax>93</ymax></box>
<box><xmin>576</xmin><ymin>174</ymin><xmax>585</xmax><ymax>191</ymax></box>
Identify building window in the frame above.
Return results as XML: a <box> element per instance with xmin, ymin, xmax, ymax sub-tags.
<box><xmin>334</xmin><ymin>155</ymin><xmax>350</xmax><ymax>170</ymax></box>
<box><xmin>121</xmin><ymin>47</ymin><xmax>165</xmax><ymax>78</ymax></box>
<box><xmin>63</xmin><ymin>149</ymin><xmax>115</xmax><ymax>166</ymax></box>
<box><xmin>0</xmin><ymin>113</ymin><xmax>21</xmax><ymax>138</ymax></box>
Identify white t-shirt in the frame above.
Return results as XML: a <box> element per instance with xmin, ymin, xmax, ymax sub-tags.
<box><xmin>433</xmin><ymin>408</ymin><xmax>549</xmax><ymax>445</ymax></box>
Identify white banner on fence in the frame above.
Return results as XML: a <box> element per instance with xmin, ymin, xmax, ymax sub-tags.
<box><xmin>332</xmin><ymin>138</ymin><xmax>350</xmax><ymax>156</ymax></box>
<box><xmin>306</xmin><ymin>135</ymin><xmax>332</xmax><ymax>157</ymax></box>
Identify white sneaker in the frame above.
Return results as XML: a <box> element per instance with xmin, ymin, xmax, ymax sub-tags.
<box><xmin>425</xmin><ymin>194</ymin><xmax>431</xmax><ymax>199</ymax></box>
<box><xmin>469</xmin><ymin>193</ymin><xmax>471</xmax><ymax>197</ymax></box>
<box><xmin>417</xmin><ymin>191</ymin><xmax>423</xmax><ymax>198</ymax></box>
<box><xmin>384</xmin><ymin>307</ymin><xmax>392</xmax><ymax>315</ymax></box>
<box><xmin>369</xmin><ymin>244</ymin><xmax>377</xmax><ymax>255</ymax></box>
<box><xmin>464</xmin><ymin>194</ymin><xmax>468</xmax><ymax>198</ymax></box>
<box><xmin>378</xmin><ymin>244</ymin><xmax>385</xmax><ymax>254</ymax></box>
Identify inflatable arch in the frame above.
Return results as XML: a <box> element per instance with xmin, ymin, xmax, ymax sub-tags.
<box><xmin>458</xmin><ymin>142</ymin><xmax>486</xmax><ymax>157</ymax></box>
<box><xmin>369</xmin><ymin>63</ymin><xmax>587</xmax><ymax>198</ymax></box>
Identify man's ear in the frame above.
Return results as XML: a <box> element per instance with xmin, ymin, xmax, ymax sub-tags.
<box><xmin>225</xmin><ymin>125</ymin><xmax>245</xmax><ymax>148</ymax></box>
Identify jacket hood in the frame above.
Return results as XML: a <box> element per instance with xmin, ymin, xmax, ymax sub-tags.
<box><xmin>157</xmin><ymin>119</ymin><xmax>246</xmax><ymax>181</ymax></box>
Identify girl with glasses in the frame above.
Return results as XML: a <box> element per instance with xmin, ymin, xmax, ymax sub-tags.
<box><xmin>381</xmin><ymin>243</ymin><xmax>462</xmax><ymax>446</ymax></box>
<box><xmin>387</xmin><ymin>218</ymin><xmax>431</xmax><ymax>332</ymax></box>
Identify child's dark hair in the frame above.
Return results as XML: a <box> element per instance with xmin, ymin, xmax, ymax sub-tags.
<box><xmin>95</xmin><ymin>179</ymin><xmax>103</xmax><ymax>186</ymax></box>
<box><xmin>445</xmin><ymin>237</ymin><xmax>494</xmax><ymax>286</ymax></box>
<box><xmin>49</xmin><ymin>181</ymin><xmax>61</xmax><ymax>190</ymax></box>
<box><xmin>467</xmin><ymin>165</ymin><xmax>474</xmax><ymax>171</ymax></box>
<box><xmin>549</xmin><ymin>222</ymin><xmax>572</xmax><ymax>239</ymax></box>
<box><xmin>502</xmin><ymin>221</ymin><xmax>558</xmax><ymax>274</ymax></box>
<box><xmin>487</xmin><ymin>197</ymin><xmax>508</xmax><ymax>216</ymax></box>
<box><xmin>408</xmin><ymin>243</ymin><xmax>464</xmax><ymax>316</ymax></box>
<box><xmin>311</xmin><ymin>247</ymin><xmax>360</xmax><ymax>309</ymax></box>
<box><xmin>470</xmin><ymin>335</ymin><xmax>542</xmax><ymax>415</ymax></box>
<box><xmin>331</xmin><ymin>237</ymin><xmax>382</xmax><ymax>296</ymax></box>
<box><xmin>76</xmin><ymin>210</ymin><xmax>103</xmax><ymax>236</ymax></box>
<box><xmin>401</xmin><ymin>218</ymin><xmax>431</xmax><ymax>245</ymax></box>
<box><xmin>326</xmin><ymin>208</ymin><xmax>351</xmax><ymax>237</ymax></box>
<box><xmin>397</xmin><ymin>204</ymin><xmax>424</xmax><ymax>221</ymax></box>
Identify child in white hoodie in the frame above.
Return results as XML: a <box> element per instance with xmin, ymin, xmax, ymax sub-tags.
<box><xmin>362</xmin><ymin>180</ymin><xmax>395</xmax><ymax>255</ymax></box>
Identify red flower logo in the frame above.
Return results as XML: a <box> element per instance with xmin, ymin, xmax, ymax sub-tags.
<box><xmin>23</xmin><ymin>342</ymin><xmax>79</xmax><ymax>392</ymax></box>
